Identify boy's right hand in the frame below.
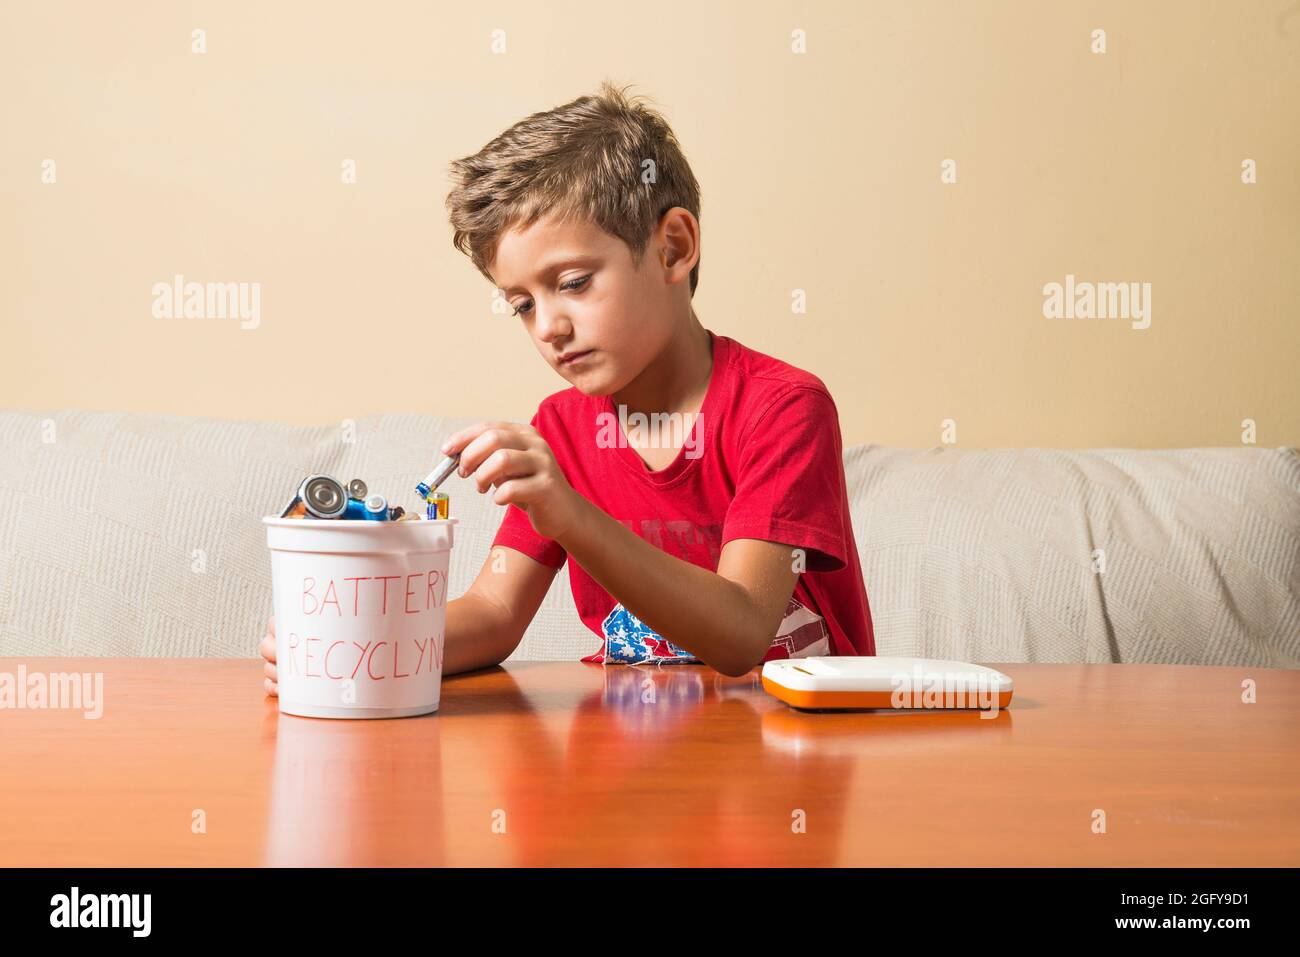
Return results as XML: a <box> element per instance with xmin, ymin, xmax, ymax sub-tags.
<box><xmin>260</xmin><ymin>615</ymin><xmax>278</xmax><ymax>696</ymax></box>
<box><xmin>441</xmin><ymin>421</ymin><xmax>583</xmax><ymax>542</ymax></box>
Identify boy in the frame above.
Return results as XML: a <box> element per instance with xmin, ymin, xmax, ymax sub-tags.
<box><xmin>261</xmin><ymin>81</ymin><xmax>873</xmax><ymax>691</ymax></box>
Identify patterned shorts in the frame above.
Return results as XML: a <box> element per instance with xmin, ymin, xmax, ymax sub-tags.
<box><xmin>581</xmin><ymin>604</ymin><xmax>699</xmax><ymax>665</ymax></box>
<box><xmin>580</xmin><ymin>596</ymin><xmax>831</xmax><ymax>665</ymax></box>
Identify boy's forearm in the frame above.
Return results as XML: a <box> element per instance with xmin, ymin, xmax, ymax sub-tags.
<box><xmin>554</xmin><ymin>497</ymin><xmax>771</xmax><ymax>675</ymax></box>
<box><xmin>442</xmin><ymin>591</ymin><xmax>518</xmax><ymax>676</ymax></box>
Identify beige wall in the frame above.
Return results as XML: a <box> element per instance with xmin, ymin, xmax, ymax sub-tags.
<box><xmin>2</xmin><ymin>0</ymin><xmax>1296</xmax><ymax>448</ymax></box>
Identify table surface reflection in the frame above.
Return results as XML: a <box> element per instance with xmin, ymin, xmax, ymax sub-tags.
<box><xmin>1</xmin><ymin>658</ymin><xmax>1296</xmax><ymax>866</ymax></box>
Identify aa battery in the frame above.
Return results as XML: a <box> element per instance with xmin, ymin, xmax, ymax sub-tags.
<box><xmin>416</xmin><ymin>453</ymin><xmax>460</xmax><ymax>500</ymax></box>
<box><xmin>363</xmin><ymin>494</ymin><xmax>389</xmax><ymax>521</ymax></box>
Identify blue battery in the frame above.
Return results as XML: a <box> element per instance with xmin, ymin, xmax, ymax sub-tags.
<box><xmin>363</xmin><ymin>493</ymin><xmax>389</xmax><ymax>521</ymax></box>
<box><xmin>343</xmin><ymin>498</ymin><xmax>368</xmax><ymax>520</ymax></box>
<box><xmin>426</xmin><ymin>501</ymin><xmax>437</xmax><ymax>521</ymax></box>
<box><xmin>416</xmin><ymin>482</ymin><xmax>432</xmax><ymax>500</ymax></box>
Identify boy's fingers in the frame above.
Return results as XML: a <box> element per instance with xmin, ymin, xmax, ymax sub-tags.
<box><xmin>458</xmin><ymin>427</ymin><xmax>528</xmax><ymax>479</ymax></box>
<box><xmin>264</xmin><ymin>677</ymin><xmax>278</xmax><ymax>697</ymax></box>
<box><xmin>492</xmin><ymin>474</ymin><xmax>542</xmax><ymax>509</ymax></box>
<box><xmin>442</xmin><ymin>420</ymin><xmax>524</xmax><ymax>456</ymax></box>
<box><xmin>440</xmin><ymin>421</ymin><xmax>493</xmax><ymax>455</ymax></box>
<box><xmin>259</xmin><ymin>633</ymin><xmax>277</xmax><ymax>662</ymax></box>
<box><xmin>473</xmin><ymin>448</ymin><xmax>533</xmax><ymax>494</ymax></box>
<box><xmin>264</xmin><ymin>661</ymin><xmax>277</xmax><ymax>681</ymax></box>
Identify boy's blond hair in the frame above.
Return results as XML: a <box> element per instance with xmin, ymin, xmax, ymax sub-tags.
<box><xmin>445</xmin><ymin>80</ymin><xmax>702</xmax><ymax>296</ymax></box>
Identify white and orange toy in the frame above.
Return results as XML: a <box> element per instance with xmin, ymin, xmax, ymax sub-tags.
<box><xmin>761</xmin><ymin>656</ymin><xmax>1014</xmax><ymax>711</ymax></box>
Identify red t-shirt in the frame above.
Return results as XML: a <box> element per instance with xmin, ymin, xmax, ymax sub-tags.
<box><xmin>491</xmin><ymin>329</ymin><xmax>876</xmax><ymax>665</ymax></box>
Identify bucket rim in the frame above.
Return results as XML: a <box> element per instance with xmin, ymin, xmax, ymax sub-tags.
<box><xmin>262</xmin><ymin>516</ymin><xmax>458</xmax><ymax>528</ymax></box>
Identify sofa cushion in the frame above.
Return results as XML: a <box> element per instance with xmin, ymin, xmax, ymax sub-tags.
<box><xmin>844</xmin><ymin>445</ymin><xmax>1300</xmax><ymax>666</ymax></box>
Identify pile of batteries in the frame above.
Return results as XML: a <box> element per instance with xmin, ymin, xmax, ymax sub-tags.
<box><xmin>279</xmin><ymin>473</ymin><xmax>447</xmax><ymax>522</ymax></box>
<box><xmin>279</xmin><ymin>454</ymin><xmax>460</xmax><ymax>523</ymax></box>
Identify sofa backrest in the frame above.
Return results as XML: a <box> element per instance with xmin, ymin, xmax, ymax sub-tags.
<box><xmin>843</xmin><ymin>445</ymin><xmax>1298</xmax><ymax>667</ymax></box>
<box><xmin>1</xmin><ymin>411</ymin><xmax>1296</xmax><ymax>666</ymax></box>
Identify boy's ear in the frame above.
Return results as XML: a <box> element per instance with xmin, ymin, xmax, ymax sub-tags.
<box><xmin>662</xmin><ymin>247</ymin><xmax>682</xmax><ymax>274</ymax></box>
<box><xmin>658</xmin><ymin>208</ymin><xmax>698</xmax><ymax>278</ymax></box>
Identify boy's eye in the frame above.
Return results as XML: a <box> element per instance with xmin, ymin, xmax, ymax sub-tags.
<box><xmin>511</xmin><ymin>275</ymin><xmax>591</xmax><ymax>318</ymax></box>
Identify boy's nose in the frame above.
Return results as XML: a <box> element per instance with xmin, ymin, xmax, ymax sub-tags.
<box><xmin>534</xmin><ymin>306</ymin><xmax>571</xmax><ymax>343</ymax></box>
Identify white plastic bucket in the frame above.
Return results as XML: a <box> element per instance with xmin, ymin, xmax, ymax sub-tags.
<box><xmin>263</xmin><ymin>516</ymin><xmax>456</xmax><ymax>719</ymax></box>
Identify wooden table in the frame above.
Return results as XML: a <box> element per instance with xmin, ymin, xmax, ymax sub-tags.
<box><xmin>1</xmin><ymin>658</ymin><xmax>1296</xmax><ymax>866</ymax></box>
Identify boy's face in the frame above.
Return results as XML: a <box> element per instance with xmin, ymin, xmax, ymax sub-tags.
<box><xmin>488</xmin><ymin>212</ymin><xmax>681</xmax><ymax>396</ymax></box>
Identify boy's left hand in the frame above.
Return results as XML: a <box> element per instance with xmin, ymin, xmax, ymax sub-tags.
<box><xmin>440</xmin><ymin>421</ymin><xmax>583</xmax><ymax>541</ymax></box>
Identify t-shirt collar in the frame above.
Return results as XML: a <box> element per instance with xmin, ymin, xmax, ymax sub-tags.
<box><xmin>604</xmin><ymin>328</ymin><xmax>729</xmax><ymax>486</ymax></box>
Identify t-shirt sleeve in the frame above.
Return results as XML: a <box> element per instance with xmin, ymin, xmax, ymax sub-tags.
<box><xmin>720</xmin><ymin>386</ymin><xmax>850</xmax><ymax>573</ymax></box>
<box><xmin>489</xmin><ymin>409</ymin><xmax>568</xmax><ymax>569</ymax></box>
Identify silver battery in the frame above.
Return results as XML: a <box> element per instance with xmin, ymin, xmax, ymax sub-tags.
<box><xmin>298</xmin><ymin>474</ymin><xmax>348</xmax><ymax>519</ymax></box>
<box><xmin>346</xmin><ymin>478</ymin><xmax>368</xmax><ymax>500</ymax></box>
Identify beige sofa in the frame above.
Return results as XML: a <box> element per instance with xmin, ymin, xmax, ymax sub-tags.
<box><xmin>1</xmin><ymin>410</ymin><xmax>1296</xmax><ymax>666</ymax></box>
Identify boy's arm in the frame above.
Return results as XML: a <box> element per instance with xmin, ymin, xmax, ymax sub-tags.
<box><xmin>557</xmin><ymin>499</ymin><xmax>798</xmax><ymax>676</ymax></box>
<box><xmin>442</xmin><ymin>420</ymin><xmax>804</xmax><ymax>677</ymax></box>
<box><xmin>443</xmin><ymin>544</ymin><xmax>560</xmax><ymax>675</ymax></box>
